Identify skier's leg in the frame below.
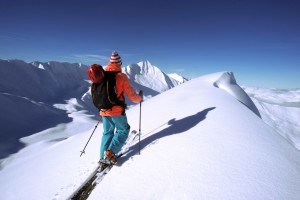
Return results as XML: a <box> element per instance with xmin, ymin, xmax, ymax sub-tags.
<box><xmin>108</xmin><ymin>115</ymin><xmax>130</xmax><ymax>155</ymax></box>
<box><xmin>100</xmin><ymin>116</ymin><xmax>115</xmax><ymax>159</ymax></box>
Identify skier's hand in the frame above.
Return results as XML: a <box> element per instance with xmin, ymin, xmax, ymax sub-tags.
<box><xmin>139</xmin><ymin>90</ymin><xmax>143</xmax><ymax>101</ymax></box>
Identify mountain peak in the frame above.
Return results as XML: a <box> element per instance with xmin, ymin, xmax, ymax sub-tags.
<box><xmin>123</xmin><ymin>60</ymin><xmax>186</xmax><ymax>93</ymax></box>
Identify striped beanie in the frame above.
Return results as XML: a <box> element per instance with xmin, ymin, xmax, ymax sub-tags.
<box><xmin>110</xmin><ymin>51</ymin><xmax>122</xmax><ymax>63</ymax></box>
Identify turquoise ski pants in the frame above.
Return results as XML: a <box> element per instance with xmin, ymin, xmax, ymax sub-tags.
<box><xmin>100</xmin><ymin>115</ymin><xmax>130</xmax><ymax>159</ymax></box>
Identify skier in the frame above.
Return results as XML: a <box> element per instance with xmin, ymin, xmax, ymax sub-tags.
<box><xmin>99</xmin><ymin>51</ymin><xmax>142</xmax><ymax>165</ymax></box>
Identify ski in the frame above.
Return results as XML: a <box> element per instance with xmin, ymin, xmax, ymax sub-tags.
<box><xmin>119</xmin><ymin>130</ymin><xmax>138</xmax><ymax>155</ymax></box>
<box><xmin>70</xmin><ymin>130</ymin><xmax>138</xmax><ymax>200</ymax></box>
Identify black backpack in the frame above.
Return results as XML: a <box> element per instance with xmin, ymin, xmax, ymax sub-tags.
<box><xmin>91</xmin><ymin>71</ymin><xmax>126</xmax><ymax>110</ymax></box>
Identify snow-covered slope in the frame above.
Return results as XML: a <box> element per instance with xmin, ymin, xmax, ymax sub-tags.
<box><xmin>0</xmin><ymin>59</ymin><xmax>89</xmax><ymax>159</ymax></box>
<box><xmin>0</xmin><ymin>72</ymin><xmax>299</xmax><ymax>200</ymax></box>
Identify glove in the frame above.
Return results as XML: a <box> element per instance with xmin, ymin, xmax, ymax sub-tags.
<box><xmin>139</xmin><ymin>90</ymin><xmax>143</xmax><ymax>101</ymax></box>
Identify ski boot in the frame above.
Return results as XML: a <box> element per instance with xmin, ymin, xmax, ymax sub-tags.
<box><xmin>104</xmin><ymin>149</ymin><xmax>117</xmax><ymax>165</ymax></box>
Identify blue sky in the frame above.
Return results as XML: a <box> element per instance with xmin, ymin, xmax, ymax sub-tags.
<box><xmin>1</xmin><ymin>0</ymin><xmax>299</xmax><ymax>89</ymax></box>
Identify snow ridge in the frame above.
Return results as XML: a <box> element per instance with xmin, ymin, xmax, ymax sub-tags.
<box><xmin>213</xmin><ymin>72</ymin><xmax>261</xmax><ymax>117</ymax></box>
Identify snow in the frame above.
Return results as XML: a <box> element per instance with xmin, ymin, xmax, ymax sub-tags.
<box><xmin>243</xmin><ymin>86</ymin><xmax>300</xmax><ymax>151</ymax></box>
<box><xmin>213</xmin><ymin>72</ymin><xmax>261</xmax><ymax>117</ymax></box>
<box><xmin>88</xmin><ymin>73</ymin><xmax>300</xmax><ymax>200</ymax></box>
<box><xmin>168</xmin><ymin>73</ymin><xmax>189</xmax><ymax>83</ymax></box>
<box><xmin>0</xmin><ymin>59</ymin><xmax>90</xmax><ymax>159</ymax></box>
<box><xmin>0</xmin><ymin>59</ymin><xmax>300</xmax><ymax>200</ymax></box>
<box><xmin>38</xmin><ymin>63</ymin><xmax>45</xmax><ymax>70</ymax></box>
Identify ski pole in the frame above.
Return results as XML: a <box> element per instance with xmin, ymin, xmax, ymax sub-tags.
<box><xmin>80</xmin><ymin>118</ymin><xmax>101</xmax><ymax>157</ymax></box>
<box><xmin>139</xmin><ymin>99</ymin><xmax>142</xmax><ymax>155</ymax></box>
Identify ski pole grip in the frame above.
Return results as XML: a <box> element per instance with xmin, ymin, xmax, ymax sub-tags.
<box><xmin>139</xmin><ymin>90</ymin><xmax>143</xmax><ymax>101</ymax></box>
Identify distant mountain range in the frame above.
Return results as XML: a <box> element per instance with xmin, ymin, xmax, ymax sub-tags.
<box><xmin>0</xmin><ymin>59</ymin><xmax>187</xmax><ymax>159</ymax></box>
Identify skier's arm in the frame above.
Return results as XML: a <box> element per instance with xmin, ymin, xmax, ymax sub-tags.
<box><xmin>120</xmin><ymin>74</ymin><xmax>142</xmax><ymax>103</ymax></box>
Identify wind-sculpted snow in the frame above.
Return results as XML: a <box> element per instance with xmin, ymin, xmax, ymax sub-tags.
<box><xmin>213</xmin><ymin>72</ymin><xmax>261</xmax><ymax>117</ymax></box>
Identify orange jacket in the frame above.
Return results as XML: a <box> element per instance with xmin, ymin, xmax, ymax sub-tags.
<box><xmin>100</xmin><ymin>62</ymin><xmax>142</xmax><ymax>116</ymax></box>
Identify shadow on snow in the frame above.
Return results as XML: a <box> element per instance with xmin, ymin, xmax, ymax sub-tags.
<box><xmin>118</xmin><ymin>107</ymin><xmax>216</xmax><ymax>164</ymax></box>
